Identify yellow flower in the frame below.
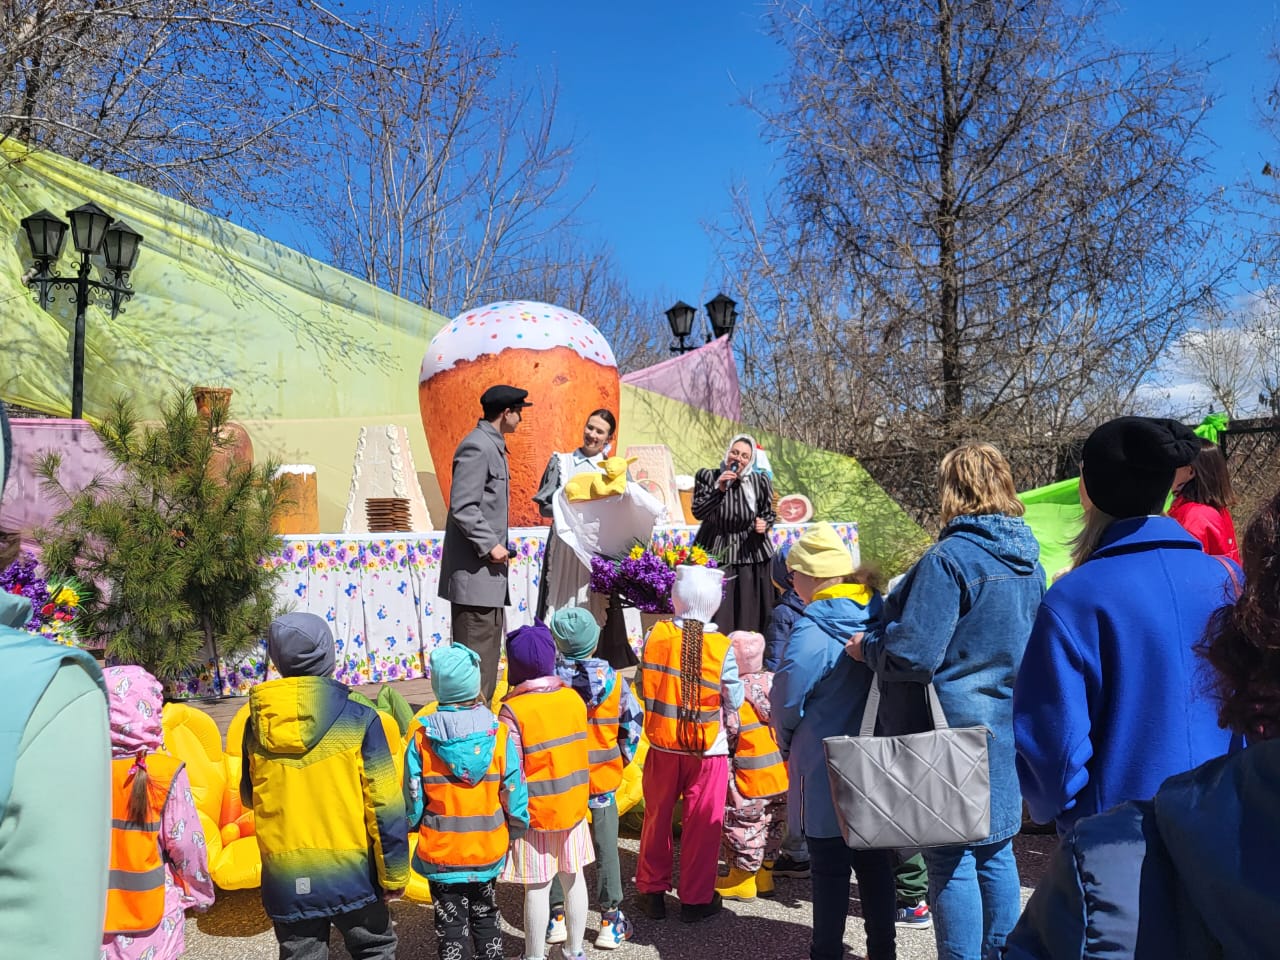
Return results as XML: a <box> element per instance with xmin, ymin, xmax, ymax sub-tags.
<box><xmin>663</xmin><ymin>549</ymin><xmax>677</xmax><ymax>567</ymax></box>
<box><xmin>690</xmin><ymin>547</ymin><xmax>708</xmax><ymax>565</ymax></box>
<box><xmin>629</xmin><ymin>544</ymin><xmax>645</xmax><ymax>560</ymax></box>
<box><xmin>54</xmin><ymin>586</ymin><xmax>79</xmax><ymax>608</ymax></box>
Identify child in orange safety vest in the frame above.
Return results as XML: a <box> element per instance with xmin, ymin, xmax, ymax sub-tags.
<box><xmin>715</xmin><ymin>630</ymin><xmax>789</xmax><ymax>903</ymax></box>
<box><xmin>102</xmin><ymin>665</ymin><xmax>214</xmax><ymax>960</ymax></box>
<box><xmin>499</xmin><ymin>620</ymin><xmax>594</xmax><ymax>960</ymax></box>
<box><xmin>405</xmin><ymin>643</ymin><xmax>528</xmax><ymax>960</ymax></box>
<box><xmin>544</xmin><ymin>606</ymin><xmax>643</xmax><ymax>951</ymax></box>
<box><xmin>634</xmin><ymin>564</ymin><xmax>744</xmax><ymax>925</ymax></box>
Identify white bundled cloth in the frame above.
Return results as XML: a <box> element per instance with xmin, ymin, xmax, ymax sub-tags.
<box><xmin>552</xmin><ymin>478</ymin><xmax>668</xmax><ymax>570</ymax></box>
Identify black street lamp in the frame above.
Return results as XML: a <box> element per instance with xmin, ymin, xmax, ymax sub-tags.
<box><xmin>20</xmin><ymin>201</ymin><xmax>144</xmax><ymax>419</ymax></box>
<box><xmin>665</xmin><ymin>300</ymin><xmax>697</xmax><ymax>354</ymax></box>
<box><xmin>705</xmin><ymin>292</ymin><xmax>738</xmax><ymax>341</ymax></box>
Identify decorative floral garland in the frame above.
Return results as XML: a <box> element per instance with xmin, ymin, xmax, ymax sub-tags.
<box><xmin>589</xmin><ymin>542</ymin><xmax>719</xmax><ymax>614</ymax></box>
<box><xmin>0</xmin><ymin>551</ymin><xmax>86</xmax><ymax>646</ymax></box>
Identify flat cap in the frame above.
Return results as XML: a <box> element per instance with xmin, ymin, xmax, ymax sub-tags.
<box><xmin>480</xmin><ymin>384</ymin><xmax>532</xmax><ymax>409</ymax></box>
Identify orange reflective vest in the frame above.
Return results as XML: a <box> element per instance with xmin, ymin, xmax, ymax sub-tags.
<box><xmin>415</xmin><ymin>723</ymin><xmax>510</xmax><ymax>873</ymax></box>
<box><xmin>640</xmin><ymin>619</ymin><xmax>730</xmax><ymax>753</ymax></box>
<box><xmin>586</xmin><ymin>679</ymin><xmax>624</xmax><ymax>795</ymax></box>
<box><xmin>105</xmin><ymin>753</ymin><xmax>183</xmax><ymax>935</ymax></box>
<box><xmin>504</xmin><ymin>687</ymin><xmax>589</xmax><ymax>830</ymax></box>
<box><xmin>733</xmin><ymin>698</ymin><xmax>789</xmax><ymax>799</ymax></box>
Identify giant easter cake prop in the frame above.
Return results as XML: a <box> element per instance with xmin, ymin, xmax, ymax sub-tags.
<box><xmin>419</xmin><ymin>300</ymin><xmax>620</xmax><ymax>528</ymax></box>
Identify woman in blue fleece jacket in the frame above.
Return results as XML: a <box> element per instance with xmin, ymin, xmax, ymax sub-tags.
<box><xmin>1013</xmin><ymin>417</ymin><xmax>1236</xmax><ymax>837</ymax></box>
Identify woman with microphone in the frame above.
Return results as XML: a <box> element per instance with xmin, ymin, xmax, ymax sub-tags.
<box><xmin>691</xmin><ymin>434</ymin><xmax>777</xmax><ymax>633</ymax></box>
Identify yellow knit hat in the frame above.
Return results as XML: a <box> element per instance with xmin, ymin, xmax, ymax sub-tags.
<box><xmin>785</xmin><ymin>522</ymin><xmax>854</xmax><ymax>579</ymax></box>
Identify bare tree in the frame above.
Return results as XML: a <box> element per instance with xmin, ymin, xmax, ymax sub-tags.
<box><xmin>720</xmin><ymin>0</ymin><xmax>1235</xmax><ymax>519</ymax></box>
<box><xmin>0</xmin><ymin>0</ymin><xmax>398</xmax><ymax>213</ymax></box>
<box><xmin>1177</xmin><ymin>304</ymin><xmax>1259</xmax><ymax>418</ymax></box>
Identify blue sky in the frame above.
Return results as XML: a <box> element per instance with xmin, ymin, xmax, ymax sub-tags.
<box><xmin>433</xmin><ymin>0</ymin><xmax>1280</xmax><ymax>327</ymax></box>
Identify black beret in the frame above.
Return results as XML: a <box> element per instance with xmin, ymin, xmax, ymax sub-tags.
<box><xmin>1081</xmin><ymin>416</ymin><xmax>1200</xmax><ymax>518</ymax></box>
<box><xmin>479</xmin><ymin>384</ymin><xmax>532</xmax><ymax>410</ymax></box>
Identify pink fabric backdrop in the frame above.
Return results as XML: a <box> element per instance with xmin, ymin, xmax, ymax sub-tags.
<box><xmin>2</xmin><ymin>419</ymin><xmax>116</xmax><ymax>550</ymax></box>
<box><xmin>620</xmin><ymin>334</ymin><xmax>741</xmax><ymax>422</ymax></box>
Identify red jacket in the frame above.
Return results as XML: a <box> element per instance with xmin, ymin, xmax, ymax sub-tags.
<box><xmin>1168</xmin><ymin>496</ymin><xmax>1240</xmax><ymax>563</ymax></box>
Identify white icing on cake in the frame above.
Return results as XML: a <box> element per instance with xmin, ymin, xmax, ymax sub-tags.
<box><xmin>419</xmin><ymin>300</ymin><xmax>617</xmax><ymax>382</ymax></box>
<box><xmin>275</xmin><ymin>464</ymin><xmax>317</xmax><ymax>476</ymax></box>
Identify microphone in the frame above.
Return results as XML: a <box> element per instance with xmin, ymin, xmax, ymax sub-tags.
<box><xmin>720</xmin><ymin>460</ymin><xmax>740</xmax><ymax>491</ymax></box>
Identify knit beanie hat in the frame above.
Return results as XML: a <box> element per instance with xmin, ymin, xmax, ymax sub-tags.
<box><xmin>430</xmin><ymin>643</ymin><xmax>482</xmax><ymax>705</ymax></box>
<box><xmin>267</xmin><ymin>612</ymin><xmax>336</xmax><ymax>678</ymax></box>
<box><xmin>549</xmin><ymin>606</ymin><xmax>600</xmax><ymax>660</ymax></box>
<box><xmin>1081</xmin><ymin>416</ymin><xmax>1201</xmax><ymax>519</ymax></box>
<box><xmin>729</xmin><ymin>631</ymin><xmax>766</xmax><ymax>676</ymax></box>
<box><xmin>786</xmin><ymin>523</ymin><xmax>855</xmax><ymax>580</ymax></box>
<box><xmin>506</xmin><ymin>619</ymin><xmax>557</xmax><ymax>686</ymax></box>
<box><xmin>671</xmin><ymin>565</ymin><xmax>724</xmax><ymax>625</ymax></box>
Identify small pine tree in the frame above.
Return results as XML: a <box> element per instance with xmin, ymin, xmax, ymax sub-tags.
<box><xmin>37</xmin><ymin>387</ymin><xmax>287</xmax><ymax>689</ymax></box>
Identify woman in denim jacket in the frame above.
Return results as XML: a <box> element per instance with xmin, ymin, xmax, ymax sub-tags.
<box><xmin>849</xmin><ymin>443</ymin><xmax>1045</xmax><ymax>960</ymax></box>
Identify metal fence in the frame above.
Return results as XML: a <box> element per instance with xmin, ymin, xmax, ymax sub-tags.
<box><xmin>1220</xmin><ymin>417</ymin><xmax>1280</xmax><ymax>523</ymax></box>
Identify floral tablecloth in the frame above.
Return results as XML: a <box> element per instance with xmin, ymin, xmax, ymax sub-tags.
<box><xmin>172</xmin><ymin>521</ymin><xmax>858</xmax><ymax>698</ymax></box>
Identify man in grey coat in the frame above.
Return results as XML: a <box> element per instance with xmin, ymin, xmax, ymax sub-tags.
<box><xmin>438</xmin><ymin>384</ymin><xmax>531</xmax><ymax>700</ymax></box>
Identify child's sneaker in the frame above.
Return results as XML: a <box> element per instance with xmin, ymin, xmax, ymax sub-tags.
<box><xmin>595</xmin><ymin>908</ymin><xmax>635</xmax><ymax>950</ymax></box>
<box><xmin>895</xmin><ymin>901</ymin><xmax>932</xmax><ymax>928</ymax></box>
<box><xmin>545</xmin><ymin>905</ymin><xmax>567</xmax><ymax>943</ymax></box>
<box><xmin>558</xmin><ymin>951</ymin><xmax>588</xmax><ymax>960</ymax></box>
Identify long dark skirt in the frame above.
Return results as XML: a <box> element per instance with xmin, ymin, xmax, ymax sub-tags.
<box><xmin>714</xmin><ymin>559</ymin><xmax>775</xmax><ymax>635</ymax></box>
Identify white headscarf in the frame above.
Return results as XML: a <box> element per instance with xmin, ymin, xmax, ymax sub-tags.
<box><xmin>722</xmin><ymin>433</ymin><xmax>759</xmax><ymax>512</ymax></box>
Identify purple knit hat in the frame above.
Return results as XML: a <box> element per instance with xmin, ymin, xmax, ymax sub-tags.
<box><xmin>506</xmin><ymin>619</ymin><xmax>556</xmax><ymax>686</ymax></box>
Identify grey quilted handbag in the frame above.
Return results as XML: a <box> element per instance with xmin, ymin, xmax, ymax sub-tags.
<box><xmin>823</xmin><ymin>675</ymin><xmax>991</xmax><ymax>849</ymax></box>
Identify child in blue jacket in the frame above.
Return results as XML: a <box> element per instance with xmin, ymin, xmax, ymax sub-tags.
<box><xmin>763</xmin><ymin>544</ymin><xmax>810</xmax><ymax>880</ymax></box>
<box><xmin>405</xmin><ymin>644</ymin><xmax>529</xmax><ymax>960</ymax></box>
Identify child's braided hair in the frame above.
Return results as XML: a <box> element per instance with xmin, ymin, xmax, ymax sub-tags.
<box><xmin>676</xmin><ymin>616</ymin><xmax>709</xmax><ymax>752</ymax></box>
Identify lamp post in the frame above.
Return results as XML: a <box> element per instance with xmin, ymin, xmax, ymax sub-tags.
<box><xmin>665</xmin><ymin>293</ymin><xmax>739</xmax><ymax>353</ymax></box>
<box><xmin>665</xmin><ymin>300</ymin><xmax>697</xmax><ymax>354</ymax></box>
<box><xmin>20</xmin><ymin>201</ymin><xmax>144</xmax><ymax>419</ymax></box>
<box><xmin>704</xmin><ymin>293</ymin><xmax>738</xmax><ymax>341</ymax></box>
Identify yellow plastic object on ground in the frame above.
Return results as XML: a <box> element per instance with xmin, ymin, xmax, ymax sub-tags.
<box><xmin>162</xmin><ymin>702</ymin><xmax>262</xmax><ymax>890</ymax></box>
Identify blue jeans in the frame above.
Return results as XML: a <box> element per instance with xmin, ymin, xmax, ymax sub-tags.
<box><xmin>923</xmin><ymin>838</ymin><xmax>1019</xmax><ymax>960</ymax></box>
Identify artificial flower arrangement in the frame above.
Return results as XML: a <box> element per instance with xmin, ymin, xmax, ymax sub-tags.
<box><xmin>589</xmin><ymin>541</ymin><xmax>719</xmax><ymax>614</ymax></box>
<box><xmin>0</xmin><ymin>551</ymin><xmax>87</xmax><ymax>646</ymax></box>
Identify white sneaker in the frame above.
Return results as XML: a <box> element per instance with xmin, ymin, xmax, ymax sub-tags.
<box><xmin>595</xmin><ymin>908</ymin><xmax>635</xmax><ymax>950</ymax></box>
<box><xmin>545</xmin><ymin>906</ymin><xmax>567</xmax><ymax>944</ymax></box>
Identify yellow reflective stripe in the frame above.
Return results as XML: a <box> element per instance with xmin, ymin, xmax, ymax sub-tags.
<box><xmin>523</xmin><ymin>730</ymin><xmax>587</xmax><ymax>753</ymax></box>
<box><xmin>527</xmin><ymin>769</ymin><xmax>590</xmax><ymax>797</ymax></box>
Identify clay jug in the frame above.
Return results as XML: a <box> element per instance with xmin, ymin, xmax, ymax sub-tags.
<box><xmin>193</xmin><ymin>386</ymin><xmax>254</xmax><ymax>477</ymax></box>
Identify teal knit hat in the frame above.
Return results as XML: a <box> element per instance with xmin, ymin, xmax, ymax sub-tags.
<box><xmin>430</xmin><ymin>643</ymin><xmax>482</xmax><ymax>705</ymax></box>
<box><xmin>549</xmin><ymin>606</ymin><xmax>601</xmax><ymax>660</ymax></box>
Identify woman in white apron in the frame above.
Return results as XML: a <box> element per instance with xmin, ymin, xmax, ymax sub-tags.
<box><xmin>533</xmin><ymin>409</ymin><xmax>617</xmax><ymax>619</ymax></box>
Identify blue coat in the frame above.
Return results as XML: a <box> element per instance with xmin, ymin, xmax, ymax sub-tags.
<box><xmin>861</xmin><ymin>513</ymin><xmax>1046</xmax><ymax>844</ymax></box>
<box><xmin>1013</xmin><ymin>516</ymin><xmax>1236</xmax><ymax>832</ymax></box>
<box><xmin>763</xmin><ymin>590</ymin><xmax>805</xmax><ymax>673</ymax></box>
<box><xmin>1003</xmin><ymin>740</ymin><xmax>1280</xmax><ymax>959</ymax></box>
<box><xmin>771</xmin><ymin>583</ymin><xmax>893</xmax><ymax>839</ymax></box>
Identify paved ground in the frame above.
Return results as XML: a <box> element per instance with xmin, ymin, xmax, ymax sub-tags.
<box><xmin>185</xmin><ymin>680</ymin><xmax>1056</xmax><ymax>959</ymax></box>
<box><xmin>183</xmin><ymin>832</ymin><xmax>1056</xmax><ymax>960</ymax></box>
